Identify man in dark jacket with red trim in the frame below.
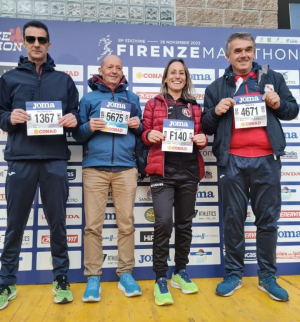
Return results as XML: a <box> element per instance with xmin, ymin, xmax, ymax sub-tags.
<box><xmin>202</xmin><ymin>32</ymin><xmax>299</xmax><ymax>302</ymax></box>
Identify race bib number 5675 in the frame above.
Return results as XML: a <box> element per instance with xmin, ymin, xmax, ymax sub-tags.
<box><xmin>100</xmin><ymin>100</ymin><xmax>131</xmax><ymax>135</ymax></box>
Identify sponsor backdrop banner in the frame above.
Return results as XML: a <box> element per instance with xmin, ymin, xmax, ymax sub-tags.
<box><xmin>0</xmin><ymin>18</ymin><xmax>299</xmax><ymax>284</ymax></box>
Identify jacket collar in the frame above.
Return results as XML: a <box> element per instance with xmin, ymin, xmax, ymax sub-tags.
<box><xmin>224</xmin><ymin>61</ymin><xmax>261</xmax><ymax>78</ymax></box>
<box><xmin>16</xmin><ymin>53</ymin><xmax>55</xmax><ymax>71</ymax></box>
<box><xmin>88</xmin><ymin>74</ymin><xmax>128</xmax><ymax>93</ymax></box>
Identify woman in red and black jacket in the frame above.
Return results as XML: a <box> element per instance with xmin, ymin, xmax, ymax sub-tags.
<box><xmin>142</xmin><ymin>58</ymin><xmax>208</xmax><ymax>306</ymax></box>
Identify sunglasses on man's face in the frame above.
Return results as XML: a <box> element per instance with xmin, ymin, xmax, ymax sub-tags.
<box><xmin>24</xmin><ymin>36</ymin><xmax>48</xmax><ymax>45</ymax></box>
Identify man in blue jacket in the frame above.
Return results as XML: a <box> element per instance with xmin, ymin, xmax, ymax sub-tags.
<box><xmin>73</xmin><ymin>54</ymin><xmax>142</xmax><ymax>302</ymax></box>
<box><xmin>0</xmin><ymin>21</ymin><xmax>79</xmax><ymax>309</ymax></box>
<box><xmin>202</xmin><ymin>32</ymin><xmax>299</xmax><ymax>302</ymax></box>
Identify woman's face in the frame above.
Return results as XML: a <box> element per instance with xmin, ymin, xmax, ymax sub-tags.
<box><xmin>164</xmin><ymin>61</ymin><xmax>186</xmax><ymax>97</ymax></box>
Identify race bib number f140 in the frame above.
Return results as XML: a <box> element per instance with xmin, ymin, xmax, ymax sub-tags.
<box><xmin>233</xmin><ymin>94</ymin><xmax>267</xmax><ymax>129</ymax></box>
<box><xmin>162</xmin><ymin>119</ymin><xmax>194</xmax><ymax>153</ymax></box>
<box><xmin>26</xmin><ymin>101</ymin><xmax>63</xmax><ymax>136</ymax></box>
<box><xmin>100</xmin><ymin>100</ymin><xmax>131</xmax><ymax>135</ymax></box>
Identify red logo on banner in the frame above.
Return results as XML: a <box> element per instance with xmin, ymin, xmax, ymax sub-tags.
<box><xmin>9</xmin><ymin>27</ymin><xmax>23</xmax><ymax>47</ymax></box>
<box><xmin>41</xmin><ymin>235</ymin><xmax>50</xmax><ymax>244</ymax></box>
<box><xmin>245</xmin><ymin>231</ymin><xmax>256</xmax><ymax>239</ymax></box>
<box><xmin>67</xmin><ymin>235</ymin><xmax>79</xmax><ymax>243</ymax></box>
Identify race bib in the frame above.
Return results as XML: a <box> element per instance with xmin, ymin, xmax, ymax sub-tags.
<box><xmin>100</xmin><ymin>100</ymin><xmax>131</xmax><ymax>135</ymax></box>
<box><xmin>233</xmin><ymin>95</ymin><xmax>267</xmax><ymax>129</ymax></box>
<box><xmin>26</xmin><ymin>101</ymin><xmax>63</xmax><ymax>136</ymax></box>
<box><xmin>162</xmin><ymin>119</ymin><xmax>194</xmax><ymax>153</ymax></box>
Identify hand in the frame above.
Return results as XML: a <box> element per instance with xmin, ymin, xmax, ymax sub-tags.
<box><xmin>89</xmin><ymin>118</ymin><xmax>106</xmax><ymax>132</ymax></box>
<box><xmin>263</xmin><ymin>92</ymin><xmax>280</xmax><ymax>110</ymax></box>
<box><xmin>192</xmin><ymin>134</ymin><xmax>206</xmax><ymax>146</ymax></box>
<box><xmin>148</xmin><ymin>130</ymin><xmax>164</xmax><ymax>143</ymax></box>
<box><xmin>58</xmin><ymin>113</ymin><xmax>78</xmax><ymax>128</ymax></box>
<box><xmin>215</xmin><ymin>98</ymin><xmax>236</xmax><ymax>116</ymax></box>
<box><xmin>127</xmin><ymin>116</ymin><xmax>140</xmax><ymax>129</ymax></box>
<box><xmin>11</xmin><ymin>109</ymin><xmax>28</xmax><ymax>125</ymax></box>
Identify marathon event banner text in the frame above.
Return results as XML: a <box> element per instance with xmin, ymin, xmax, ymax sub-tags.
<box><xmin>0</xmin><ymin>18</ymin><xmax>299</xmax><ymax>284</ymax></box>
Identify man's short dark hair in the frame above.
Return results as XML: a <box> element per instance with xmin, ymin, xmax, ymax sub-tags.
<box><xmin>226</xmin><ymin>32</ymin><xmax>255</xmax><ymax>56</ymax></box>
<box><xmin>23</xmin><ymin>20</ymin><xmax>50</xmax><ymax>42</ymax></box>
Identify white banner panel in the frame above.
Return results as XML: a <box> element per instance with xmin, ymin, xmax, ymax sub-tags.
<box><xmin>188</xmin><ymin>247</ymin><xmax>221</xmax><ymax>265</ymax></box>
<box><xmin>36</xmin><ymin>251</ymin><xmax>81</xmax><ymax>270</ymax></box>
<box><xmin>191</xmin><ymin>226</ymin><xmax>220</xmax><ymax>244</ymax></box>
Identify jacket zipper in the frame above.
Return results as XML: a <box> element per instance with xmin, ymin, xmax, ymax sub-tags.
<box><xmin>173</xmin><ymin>99</ymin><xmax>182</xmax><ymax>170</ymax></box>
<box><xmin>38</xmin><ymin>66</ymin><xmax>43</xmax><ymax>157</ymax></box>
<box><xmin>111</xmin><ymin>92</ymin><xmax>115</xmax><ymax>165</ymax></box>
<box><xmin>161</xmin><ymin>95</ymin><xmax>169</xmax><ymax>177</ymax></box>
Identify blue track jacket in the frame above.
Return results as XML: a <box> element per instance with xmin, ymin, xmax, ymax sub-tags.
<box><xmin>73</xmin><ymin>75</ymin><xmax>142</xmax><ymax>168</ymax></box>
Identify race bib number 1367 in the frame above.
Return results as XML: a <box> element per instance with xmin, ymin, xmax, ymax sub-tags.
<box><xmin>26</xmin><ymin>101</ymin><xmax>63</xmax><ymax>136</ymax></box>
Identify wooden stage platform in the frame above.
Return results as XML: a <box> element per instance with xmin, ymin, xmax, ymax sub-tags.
<box><xmin>2</xmin><ymin>275</ymin><xmax>300</xmax><ymax>322</ymax></box>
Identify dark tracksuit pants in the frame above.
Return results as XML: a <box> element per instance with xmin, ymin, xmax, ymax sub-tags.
<box><xmin>218</xmin><ymin>154</ymin><xmax>281</xmax><ymax>280</ymax></box>
<box><xmin>0</xmin><ymin>160</ymin><xmax>69</xmax><ymax>285</ymax></box>
<box><xmin>150</xmin><ymin>164</ymin><xmax>199</xmax><ymax>279</ymax></box>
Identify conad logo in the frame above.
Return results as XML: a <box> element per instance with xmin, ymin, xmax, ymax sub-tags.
<box><xmin>136</xmin><ymin>72</ymin><xmax>163</xmax><ymax>79</ymax></box>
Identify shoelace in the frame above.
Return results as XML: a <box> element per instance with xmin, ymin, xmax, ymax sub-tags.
<box><xmin>122</xmin><ymin>273</ymin><xmax>136</xmax><ymax>285</ymax></box>
<box><xmin>87</xmin><ymin>277</ymin><xmax>98</xmax><ymax>289</ymax></box>
<box><xmin>178</xmin><ymin>270</ymin><xmax>192</xmax><ymax>283</ymax></box>
<box><xmin>56</xmin><ymin>277</ymin><xmax>70</xmax><ymax>290</ymax></box>
<box><xmin>157</xmin><ymin>279</ymin><xmax>168</xmax><ymax>294</ymax></box>
<box><xmin>224</xmin><ymin>275</ymin><xmax>239</xmax><ymax>284</ymax></box>
<box><xmin>0</xmin><ymin>285</ymin><xmax>11</xmax><ymax>295</ymax></box>
<box><xmin>262</xmin><ymin>275</ymin><xmax>277</xmax><ymax>287</ymax></box>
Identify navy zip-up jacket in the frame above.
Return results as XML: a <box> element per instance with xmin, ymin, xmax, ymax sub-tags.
<box><xmin>72</xmin><ymin>75</ymin><xmax>142</xmax><ymax>169</ymax></box>
<box><xmin>0</xmin><ymin>54</ymin><xmax>79</xmax><ymax>161</ymax></box>
<box><xmin>202</xmin><ymin>62</ymin><xmax>299</xmax><ymax>166</ymax></box>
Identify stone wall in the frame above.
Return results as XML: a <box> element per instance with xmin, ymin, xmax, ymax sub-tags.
<box><xmin>175</xmin><ymin>0</ymin><xmax>278</xmax><ymax>29</ymax></box>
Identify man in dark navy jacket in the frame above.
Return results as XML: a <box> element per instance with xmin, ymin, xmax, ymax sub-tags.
<box><xmin>0</xmin><ymin>20</ymin><xmax>79</xmax><ymax>309</ymax></box>
<box><xmin>202</xmin><ymin>32</ymin><xmax>299</xmax><ymax>302</ymax></box>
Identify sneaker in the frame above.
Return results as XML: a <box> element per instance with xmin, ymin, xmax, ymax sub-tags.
<box><xmin>154</xmin><ymin>277</ymin><xmax>174</xmax><ymax>306</ymax></box>
<box><xmin>258</xmin><ymin>275</ymin><xmax>289</xmax><ymax>302</ymax></box>
<box><xmin>0</xmin><ymin>285</ymin><xmax>17</xmax><ymax>310</ymax></box>
<box><xmin>171</xmin><ymin>269</ymin><xmax>198</xmax><ymax>294</ymax></box>
<box><xmin>52</xmin><ymin>275</ymin><xmax>73</xmax><ymax>304</ymax></box>
<box><xmin>82</xmin><ymin>276</ymin><xmax>101</xmax><ymax>302</ymax></box>
<box><xmin>216</xmin><ymin>274</ymin><xmax>242</xmax><ymax>297</ymax></box>
<box><xmin>118</xmin><ymin>273</ymin><xmax>142</xmax><ymax>297</ymax></box>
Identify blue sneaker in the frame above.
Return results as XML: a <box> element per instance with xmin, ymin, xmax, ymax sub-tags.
<box><xmin>258</xmin><ymin>275</ymin><xmax>289</xmax><ymax>302</ymax></box>
<box><xmin>118</xmin><ymin>273</ymin><xmax>142</xmax><ymax>297</ymax></box>
<box><xmin>82</xmin><ymin>276</ymin><xmax>101</xmax><ymax>302</ymax></box>
<box><xmin>216</xmin><ymin>274</ymin><xmax>242</xmax><ymax>296</ymax></box>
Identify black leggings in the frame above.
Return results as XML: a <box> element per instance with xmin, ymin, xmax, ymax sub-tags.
<box><xmin>150</xmin><ymin>165</ymin><xmax>199</xmax><ymax>279</ymax></box>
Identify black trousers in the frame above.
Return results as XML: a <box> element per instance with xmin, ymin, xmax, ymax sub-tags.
<box><xmin>218</xmin><ymin>154</ymin><xmax>281</xmax><ymax>280</ymax></box>
<box><xmin>0</xmin><ymin>160</ymin><xmax>69</xmax><ymax>284</ymax></box>
<box><xmin>150</xmin><ymin>165</ymin><xmax>199</xmax><ymax>279</ymax></box>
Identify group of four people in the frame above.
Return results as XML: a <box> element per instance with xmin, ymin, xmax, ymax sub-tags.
<box><xmin>0</xmin><ymin>20</ymin><xmax>298</xmax><ymax>310</ymax></box>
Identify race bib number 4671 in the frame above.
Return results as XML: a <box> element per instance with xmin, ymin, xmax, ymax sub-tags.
<box><xmin>26</xmin><ymin>101</ymin><xmax>63</xmax><ymax>136</ymax></box>
<box><xmin>100</xmin><ymin>100</ymin><xmax>131</xmax><ymax>135</ymax></box>
<box><xmin>162</xmin><ymin>119</ymin><xmax>194</xmax><ymax>153</ymax></box>
<box><xmin>233</xmin><ymin>94</ymin><xmax>267</xmax><ymax>129</ymax></box>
